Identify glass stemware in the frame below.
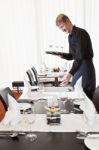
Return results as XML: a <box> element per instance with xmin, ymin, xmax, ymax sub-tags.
<box><xmin>60</xmin><ymin>97</ymin><xmax>74</xmax><ymax>114</ymax></box>
<box><xmin>24</xmin><ymin>108</ymin><xmax>37</xmax><ymax>142</ymax></box>
<box><xmin>60</xmin><ymin>97</ymin><xmax>67</xmax><ymax>113</ymax></box>
<box><xmin>38</xmin><ymin>83</ymin><xmax>45</xmax><ymax>94</ymax></box>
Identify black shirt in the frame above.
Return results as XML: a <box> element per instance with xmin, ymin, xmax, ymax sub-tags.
<box><xmin>62</xmin><ymin>26</ymin><xmax>93</xmax><ymax>75</ymax></box>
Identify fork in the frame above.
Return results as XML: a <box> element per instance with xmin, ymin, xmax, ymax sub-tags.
<box><xmin>76</xmin><ymin>130</ymin><xmax>99</xmax><ymax>139</ymax></box>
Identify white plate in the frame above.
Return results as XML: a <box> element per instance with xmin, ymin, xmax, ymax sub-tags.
<box><xmin>84</xmin><ymin>135</ymin><xmax>99</xmax><ymax>150</ymax></box>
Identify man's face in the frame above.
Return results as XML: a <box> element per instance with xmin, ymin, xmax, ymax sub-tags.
<box><xmin>58</xmin><ymin>21</ymin><xmax>69</xmax><ymax>33</ymax></box>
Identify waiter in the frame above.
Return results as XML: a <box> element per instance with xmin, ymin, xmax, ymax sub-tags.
<box><xmin>56</xmin><ymin>14</ymin><xmax>96</xmax><ymax>100</ymax></box>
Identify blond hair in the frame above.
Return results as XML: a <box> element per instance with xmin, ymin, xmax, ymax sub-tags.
<box><xmin>56</xmin><ymin>14</ymin><xmax>69</xmax><ymax>26</ymax></box>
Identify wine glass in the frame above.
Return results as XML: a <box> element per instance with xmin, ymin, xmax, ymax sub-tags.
<box><xmin>38</xmin><ymin>83</ymin><xmax>45</xmax><ymax>93</ymax></box>
<box><xmin>60</xmin><ymin>97</ymin><xmax>67</xmax><ymax>113</ymax></box>
<box><xmin>60</xmin><ymin>94</ymin><xmax>74</xmax><ymax>114</ymax></box>
<box><xmin>24</xmin><ymin>112</ymin><xmax>37</xmax><ymax>142</ymax></box>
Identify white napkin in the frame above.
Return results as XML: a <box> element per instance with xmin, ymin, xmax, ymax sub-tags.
<box><xmin>74</xmin><ymin>77</ymin><xmax>85</xmax><ymax>99</ymax></box>
<box><xmin>2</xmin><ymin>94</ymin><xmax>20</xmax><ymax>126</ymax></box>
<box><xmin>82</xmin><ymin>93</ymin><xmax>96</xmax><ymax>126</ymax></box>
<box><xmin>19</xmin><ymin>78</ymin><xmax>32</xmax><ymax>99</ymax></box>
<box><xmin>74</xmin><ymin>77</ymin><xmax>96</xmax><ymax>126</ymax></box>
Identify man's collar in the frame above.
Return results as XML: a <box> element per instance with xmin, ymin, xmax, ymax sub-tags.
<box><xmin>69</xmin><ymin>25</ymin><xmax>76</xmax><ymax>35</ymax></box>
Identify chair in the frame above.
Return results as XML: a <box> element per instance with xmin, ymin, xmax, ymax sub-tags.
<box><xmin>92</xmin><ymin>86</ymin><xmax>99</xmax><ymax>113</ymax></box>
<box><xmin>0</xmin><ymin>87</ymin><xmax>33</xmax><ymax>113</ymax></box>
<box><xmin>0</xmin><ymin>87</ymin><xmax>15</xmax><ymax>111</ymax></box>
<box><xmin>31</xmin><ymin>66</ymin><xmax>39</xmax><ymax>85</ymax></box>
<box><xmin>12</xmin><ymin>81</ymin><xmax>24</xmax><ymax>92</ymax></box>
<box><xmin>31</xmin><ymin>66</ymin><xmax>55</xmax><ymax>87</ymax></box>
<box><xmin>12</xmin><ymin>68</ymin><xmax>38</xmax><ymax>92</ymax></box>
<box><xmin>26</xmin><ymin>69</ymin><xmax>35</xmax><ymax>86</ymax></box>
<box><xmin>0</xmin><ymin>100</ymin><xmax>6</xmax><ymax>121</ymax></box>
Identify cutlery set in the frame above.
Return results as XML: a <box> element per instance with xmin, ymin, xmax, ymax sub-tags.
<box><xmin>76</xmin><ymin>131</ymin><xmax>99</xmax><ymax>139</ymax></box>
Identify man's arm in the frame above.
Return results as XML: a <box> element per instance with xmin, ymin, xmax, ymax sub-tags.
<box><xmin>68</xmin><ymin>30</ymin><xmax>87</xmax><ymax>76</ymax></box>
<box><xmin>60</xmin><ymin>72</ymin><xmax>72</xmax><ymax>86</ymax></box>
<box><xmin>69</xmin><ymin>60</ymin><xmax>82</xmax><ymax>76</ymax></box>
<box><xmin>59</xmin><ymin>53</ymin><xmax>73</xmax><ymax>60</ymax></box>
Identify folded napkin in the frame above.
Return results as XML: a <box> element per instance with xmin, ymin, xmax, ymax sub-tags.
<box><xmin>73</xmin><ymin>77</ymin><xmax>85</xmax><ymax>99</ymax></box>
<box><xmin>19</xmin><ymin>78</ymin><xmax>32</xmax><ymax>99</ymax></box>
<box><xmin>82</xmin><ymin>93</ymin><xmax>96</xmax><ymax>126</ymax></box>
<box><xmin>74</xmin><ymin>77</ymin><xmax>96</xmax><ymax>126</ymax></box>
<box><xmin>2</xmin><ymin>94</ymin><xmax>20</xmax><ymax>126</ymax></box>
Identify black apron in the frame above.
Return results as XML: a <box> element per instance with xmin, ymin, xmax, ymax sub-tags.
<box><xmin>71</xmin><ymin>60</ymin><xmax>96</xmax><ymax>99</ymax></box>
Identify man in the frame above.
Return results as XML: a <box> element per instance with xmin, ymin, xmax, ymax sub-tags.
<box><xmin>56</xmin><ymin>14</ymin><xmax>96</xmax><ymax>100</ymax></box>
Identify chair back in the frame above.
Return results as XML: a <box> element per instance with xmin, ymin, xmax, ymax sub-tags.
<box><xmin>0</xmin><ymin>100</ymin><xmax>6</xmax><ymax>121</ymax></box>
<box><xmin>93</xmin><ymin>86</ymin><xmax>99</xmax><ymax>113</ymax></box>
<box><xmin>0</xmin><ymin>87</ymin><xmax>32</xmax><ymax>115</ymax></box>
<box><xmin>26</xmin><ymin>69</ymin><xmax>35</xmax><ymax>86</ymax></box>
<box><xmin>31</xmin><ymin>66</ymin><xmax>39</xmax><ymax>85</ymax></box>
<box><xmin>0</xmin><ymin>87</ymin><xmax>15</xmax><ymax>111</ymax></box>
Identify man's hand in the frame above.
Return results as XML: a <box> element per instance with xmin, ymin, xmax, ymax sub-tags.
<box><xmin>58</xmin><ymin>55</ymin><xmax>64</xmax><ymax>59</ymax></box>
<box><xmin>60</xmin><ymin>73</ymin><xmax>72</xmax><ymax>86</ymax></box>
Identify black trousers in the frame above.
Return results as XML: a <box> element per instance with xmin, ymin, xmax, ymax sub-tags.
<box><xmin>83</xmin><ymin>88</ymin><xmax>95</xmax><ymax>100</ymax></box>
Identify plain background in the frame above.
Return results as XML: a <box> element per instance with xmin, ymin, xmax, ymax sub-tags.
<box><xmin>0</xmin><ymin>0</ymin><xmax>99</xmax><ymax>88</ymax></box>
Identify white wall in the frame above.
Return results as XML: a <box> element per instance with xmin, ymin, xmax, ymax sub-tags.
<box><xmin>0</xmin><ymin>0</ymin><xmax>38</xmax><ymax>88</ymax></box>
<box><xmin>34</xmin><ymin>0</ymin><xmax>99</xmax><ymax>86</ymax></box>
<box><xmin>0</xmin><ymin>0</ymin><xmax>99</xmax><ymax>88</ymax></box>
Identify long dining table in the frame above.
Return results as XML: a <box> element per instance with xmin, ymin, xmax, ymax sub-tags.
<box><xmin>38</xmin><ymin>71</ymin><xmax>65</xmax><ymax>86</ymax></box>
<box><xmin>1</xmin><ymin>113</ymin><xmax>99</xmax><ymax>150</ymax></box>
<box><xmin>0</xmin><ymin>86</ymin><xmax>99</xmax><ymax>150</ymax></box>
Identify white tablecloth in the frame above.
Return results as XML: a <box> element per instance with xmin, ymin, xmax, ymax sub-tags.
<box><xmin>0</xmin><ymin>114</ymin><xmax>99</xmax><ymax>132</ymax></box>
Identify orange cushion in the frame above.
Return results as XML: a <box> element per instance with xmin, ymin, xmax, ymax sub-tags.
<box><xmin>0</xmin><ymin>100</ymin><xmax>6</xmax><ymax>121</ymax></box>
<box><xmin>12</xmin><ymin>90</ymin><xmax>22</xmax><ymax>100</ymax></box>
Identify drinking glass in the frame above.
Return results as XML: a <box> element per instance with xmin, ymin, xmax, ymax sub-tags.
<box><xmin>38</xmin><ymin>83</ymin><xmax>45</xmax><ymax>93</ymax></box>
<box><xmin>60</xmin><ymin>97</ymin><xmax>67</xmax><ymax>113</ymax></box>
<box><xmin>66</xmin><ymin>98</ymin><xmax>74</xmax><ymax>113</ymax></box>
<box><xmin>24</xmin><ymin>112</ymin><xmax>37</xmax><ymax>142</ymax></box>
